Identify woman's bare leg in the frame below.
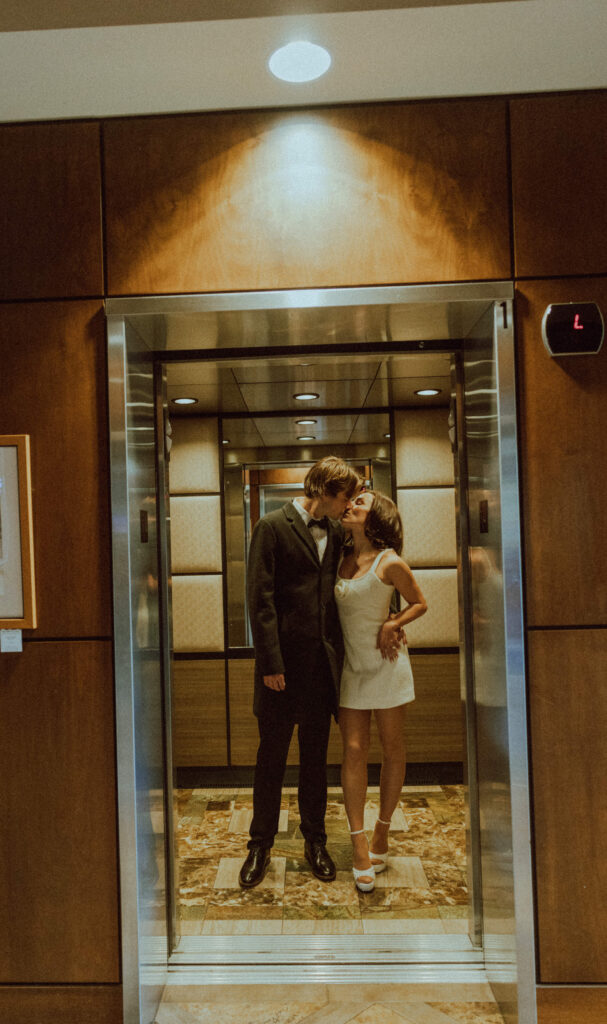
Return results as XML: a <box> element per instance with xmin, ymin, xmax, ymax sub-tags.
<box><xmin>339</xmin><ymin>707</ymin><xmax>373</xmax><ymax>876</ymax></box>
<box><xmin>371</xmin><ymin>705</ymin><xmax>407</xmax><ymax>855</ymax></box>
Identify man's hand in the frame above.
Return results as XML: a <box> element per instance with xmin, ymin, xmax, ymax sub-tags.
<box><xmin>263</xmin><ymin>673</ymin><xmax>286</xmax><ymax>691</ymax></box>
<box><xmin>376</xmin><ymin>614</ymin><xmax>406</xmax><ymax>662</ymax></box>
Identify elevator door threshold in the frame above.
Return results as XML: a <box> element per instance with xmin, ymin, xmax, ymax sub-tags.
<box><xmin>170</xmin><ymin>932</ymin><xmax>483</xmax><ymax>970</ymax></box>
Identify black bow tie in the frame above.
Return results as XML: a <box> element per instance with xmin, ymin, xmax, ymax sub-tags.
<box><xmin>308</xmin><ymin>517</ymin><xmax>328</xmax><ymax>529</ymax></box>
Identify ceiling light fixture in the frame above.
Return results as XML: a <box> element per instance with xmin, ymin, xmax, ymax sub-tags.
<box><xmin>222</xmin><ymin>439</ymin><xmax>230</xmax><ymax>445</ymax></box>
<box><xmin>415</xmin><ymin>388</ymin><xmax>441</xmax><ymax>397</ymax></box>
<box><xmin>384</xmin><ymin>433</ymin><xmax>391</xmax><ymax>439</ymax></box>
<box><xmin>294</xmin><ymin>392</ymin><xmax>319</xmax><ymax>401</ymax></box>
<box><xmin>173</xmin><ymin>396</ymin><xmax>198</xmax><ymax>405</ymax></box>
<box><xmin>297</xmin><ymin>435</ymin><xmax>316</xmax><ymax>441</ymax></box>
<box><xmin>268</xmin><ymin>41</ymin><xmax>331</xmax><ymax>83</ymax></box>
<box><xmin>296</xmin><ymin>418</ymin><xmax>317</xmax><ymax>425</ymax></box>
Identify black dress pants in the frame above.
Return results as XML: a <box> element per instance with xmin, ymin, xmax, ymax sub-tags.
<box><xmin>248</xmin><ymin>684</ymin><xmax>333</xmax><ymax>851</ymax></box>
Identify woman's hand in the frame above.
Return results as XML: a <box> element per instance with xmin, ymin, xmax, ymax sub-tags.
<box><xmin>376</xmin><ymin>618</ymin><xmax>402</xmax><ymax>661</ymax></box>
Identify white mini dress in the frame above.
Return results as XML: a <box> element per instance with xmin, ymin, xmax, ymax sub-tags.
<box><xmin>335</xmin><ymin>548</ymin><xmax>415</xmax><ymax>710</ymax></box>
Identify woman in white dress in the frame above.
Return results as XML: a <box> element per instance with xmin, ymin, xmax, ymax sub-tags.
<box><xmin>335</xmin><ymin>490</ymin><xmax>427</xmax><ymax>891</ymax></box>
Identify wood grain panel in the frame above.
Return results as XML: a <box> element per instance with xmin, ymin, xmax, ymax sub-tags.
<box><xmin>537</xmin><ymin>986</ymin><xmax>607</xmax><ymax>1024</ymax></box>
<box><xmin>329</xmin><ymin>654</ymin><xmax>462</xmax><ymax>765</ymax></box>
<box><xmin>172</xmin><ymin>658</ymin><xmax>228</xmax><ymax>766</ymax></box>
<box><xmin>0</xmin><ymin>301</ymin><xmax>112</xmax><ymax>637</ymax></box>
<box><xmin>0</xmin><ymin>641</ymin><xmax>120</xmax><ymax>983</ymax></box>
<box><xmin>515</xmin><ymin>278</ymin><xmax>607</xmax><ymax>626</ymax></box>
<box><xmin>229</xmin><ymin>653</ymin><xmax>461</xmax><ymax>766</ymax></box>
<box><xmin>228</xmin><ymin>657</ymin><xmax>314</xmax><ymax>766</ymax></box>
<box><xmin>529</xmin><ymin>630</ymin><xmax>607</xmax><ymax>982</ymax></box>
<box><xmin>104</xmin><ymin>100</ymin><xmax>510</xmax><ymax>295</ymax></box>
<box><xmin>0</xmin><ymin>986</ymin><xmax>122</xmax><ymax>1024</ymax></box>
<box><xmin>229</xmin><ymin>658</ymin><xmax>385</xmax><ymax>767</ymax></box>
<box><xmin>511</xmin><ymin>93</ymin><xmax>607</xmax><ymax>278</ymax></box>
<box><xmin>229</xmin><ymin>657</ymin><xmax>266</xmax><ymax>766</ymax></box>
<box><xmin>0</xmin><ymin>122</ymin><xmax>103</xmax><ymax>300</ymax></box>
<box><xmin>406</xmin><ymin>653</ymin><xmax>463</xmax><ymax>762</ymax></box>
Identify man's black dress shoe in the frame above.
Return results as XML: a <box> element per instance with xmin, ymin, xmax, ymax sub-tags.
<box><xmin>304</xmin><ymin>839</ymin><xmax>336</xmax><ymax>881</ymax></box>
<box><xmin>239</xmin><ymin>847</ymin><xmax>271</xmax><ymax>889</ymax></box>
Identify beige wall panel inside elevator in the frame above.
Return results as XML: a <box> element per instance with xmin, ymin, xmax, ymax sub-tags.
<box><xmin>394</xmin><ymin>408</ymin><xmax>454</xmax><ymax>488</ymax></box>
<box><xmin>398</xmin><ymin>487</ymin><xmax>457</xmax><ymax>567</ymax></box>
<box><xmin>169</xmin><ymin>418</ymin><xmax>221</xmax><ymax>494</ymax></box>
<box><xmin>172</xmin><ymin>575</ymin><xmax>225</xmax><ymax>652</ymax></box>
<box><xmin>170</xmin><ymin>495</ymin><xmax>223</xmax><ymax>573</ymax></box>
<box><xmin>403</xmin><ymin>569</ymin><xmax>459</xmax><ymax>648</ymax></box>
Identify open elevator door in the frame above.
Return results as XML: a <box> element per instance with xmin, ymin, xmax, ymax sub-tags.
<box><xmin>107</xmin><ymin>314</ymin><xmax>174</xmax><ymax>1024</ymax></box>
<box><xmin>107</xmin><ymin>284</ymin><xmax>535</xmax><ymax>1024</ymax></box>
<box><xmin>454</xmin><ymin>299</ymin><xmax>535</xmax><ymax>1022</ymax></box>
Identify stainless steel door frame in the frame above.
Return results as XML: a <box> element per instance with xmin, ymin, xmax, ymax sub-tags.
<box><xmin>108</xmin><ymin>315</ymin><xmax>170</xmax><ymax>1024</ymax></box>
<box><xmin>106</xmin><ymin>283</ymin><xmax>535</xmax><ymax>1021</ymax></box>
<box><xmin>454</xmin><ymin>299</ymin><xmax>535</xmax><ymax>1024</ymax></box>
<box><xmin>494</xmin><ymin>299</ymin><xmax>536</xmax><ymax>1023</ymax></box>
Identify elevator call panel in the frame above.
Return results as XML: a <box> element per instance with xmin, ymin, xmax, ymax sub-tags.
<box><xmin>542</xmin><ymin>302</ymin><xmax>604</xmax><ymax>357</ymax></box>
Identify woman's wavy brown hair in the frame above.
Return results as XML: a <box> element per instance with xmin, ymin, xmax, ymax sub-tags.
<box><xmin>364</xmin><ymin>491</ymin><xmax>403</xmax><ymax>555</ymax></box>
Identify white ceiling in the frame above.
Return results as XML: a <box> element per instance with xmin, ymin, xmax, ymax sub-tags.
<box><xmin>1</xmin><ymin>0</ymin><xmax>605</xmax><ymax>123</ymax></box>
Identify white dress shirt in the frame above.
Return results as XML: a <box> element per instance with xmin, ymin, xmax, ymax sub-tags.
<box><xmin>293</xmin><ymin>497</ymin><xmax>328</xmax><ymax>562</ymax></box>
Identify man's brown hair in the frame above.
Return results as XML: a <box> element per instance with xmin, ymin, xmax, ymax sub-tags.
<box><xmin>303</xmin><ymin>457</ymin><xmax>361</xmax><ymax>499</ymax></box>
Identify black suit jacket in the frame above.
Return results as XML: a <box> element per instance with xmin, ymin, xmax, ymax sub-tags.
<box><xmin>247</xmin><ymin>501</ymin><xmax>344</xmax><ymax>718</ymax></box>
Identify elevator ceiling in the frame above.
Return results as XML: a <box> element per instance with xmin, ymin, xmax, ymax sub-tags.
<box><xmin>115</xmin><ymin>283</ymin><xmax>509</xmax><ymax>450</ymax></box>
<box><xmin>166</xmin><ymin>350</ymin><xmax>451</xmax><ymax>448</ymax></box>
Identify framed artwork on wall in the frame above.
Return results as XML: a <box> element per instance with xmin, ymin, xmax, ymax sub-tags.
<box><xmin>0</xmin><ymin>435</ymin><xmax>36</xmax><ymax>629</ymax></box>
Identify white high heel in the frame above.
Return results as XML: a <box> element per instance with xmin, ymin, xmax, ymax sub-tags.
<box><xmin>349</xmin><ymin>829</ymin><xmax>375</xmax><ymax>892</ymax></box>
<box><xmin>369</xmin><ymin>817</ymin><xmax>391</xmax><ymax>874</ymax></box>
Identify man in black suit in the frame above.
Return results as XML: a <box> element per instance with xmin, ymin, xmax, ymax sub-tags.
<box><xmin>239</xmin><ymin>456</ymin><xmax>362</xmax><ymax>888</ymax></box>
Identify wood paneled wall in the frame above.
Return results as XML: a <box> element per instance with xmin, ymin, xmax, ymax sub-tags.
<box><xmin>2</xmin><ymin>88</ymin><xmax>607</xmax><ymax>1021</ymax></box>
<box><xmin>0</xmin><ymin>121</ymin><xmax>121</xmax><ymax>1021</ymax></box>
<box><xmin>0</xmin><ymin>122</ymin><xmax>103</xmax><ymax>300</ymax></box>
<box><xmin>528</xmin><ymin>631</ymin><xmax>607</xmax><ymax>982</ymax></box>
<box><xmin>173</xmin><ymin>659</ymin><xmax>228</xmax><ymax>766</ymax></box>
<box><xmin>537</xmin><ymin>987</ymin><xmax>607</xmax><ymax>1024</ymax></box>
<box><xmin>511</xmin><ymin>94</ymin><xmax>607</xmax><ymax>279</ymax></box>
<box><xmin>0</xmin><ymin>642</ymin><xmax>120</xmax><ymax>983</ymax></box>
<box><xmin>228</xmin><ymin>654</ymin><xmax>462</xmax><ymax>767</ymax></box>
<box><xmin>0</xmin><ymin>986</ymin><xmax>124</xmax><ymax>1024</ymax></box>
<box><xmin>515</xmin><ymin>276</ymin><xmax>607</xmax><ymax>629</ymax></box>
<box><xmin>103</xmin><ymin>100</ymin><xmax>511</xmax><ymax>294</ymax></box>
<box><xmin>510</xmin><ymin>90</ymin><xmax>607</xmax><ymax>1001</ymax></box>
<box><xmin>0</xmin><ymin>302</ymin><xmax>112</xmax><ymax>638</ymax></box>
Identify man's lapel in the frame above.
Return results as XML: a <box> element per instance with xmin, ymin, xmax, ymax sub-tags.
<box><xmin>282</xmin><ymin>501</ymin><xmax>320</xmax><ymax>564</ymax></box>
<box><xmin>325</xmin><ymin>519</ymin><xmax>343</xmax><ymax>568</ymax></box>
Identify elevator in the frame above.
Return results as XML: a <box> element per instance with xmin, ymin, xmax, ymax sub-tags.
<box><xmin>106</xmin><ymin>282</ymin><xmax>534</xmax><ymax>1024</ymax></box>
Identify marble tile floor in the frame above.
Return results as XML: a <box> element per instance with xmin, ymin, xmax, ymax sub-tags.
<box><xmin>155</xmin><ymin>983</ymin><xmax>505</xmax><ymax>1024</ymax></box>
<box><xmin>176</xmin><ymin>785</ymin><xmax>470</xmax><ymax>936</ymax></box>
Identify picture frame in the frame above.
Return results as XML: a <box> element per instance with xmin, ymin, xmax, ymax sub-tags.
<box><xmin>0</xmin><ymin>435</ymin><xmax>37</xmax><ymax>629</ymax></box>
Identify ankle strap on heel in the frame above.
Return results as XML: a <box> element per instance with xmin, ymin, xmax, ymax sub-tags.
<box><xmin>349</xmin><ymin>828</ymin><xmax>365</xmax><ymax>836</ymax></box>
<box><xmin>377</xmin><ymin>818</ymin><xmax>391</xmax><ymax>826</ymax></box>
